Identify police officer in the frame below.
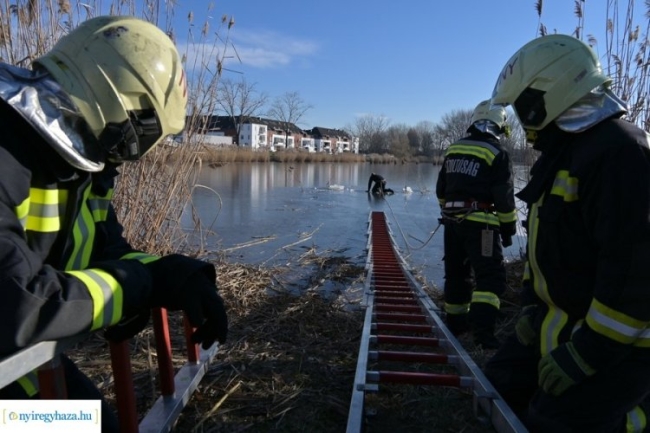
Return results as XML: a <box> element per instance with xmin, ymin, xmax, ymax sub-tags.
<box><xmin>484</xmin><ymin>34</ymin><xmax>650</xmax><ymax>432</ymax></box>
<box><xmin>0</xmin><ymin>16</ymin><xmax>228</xmax><ymax>432</ymax></box>
<box><xmin>436</xmin><ymin>100</ymin><xmax>517</xmax><ymax>349</ymax></box>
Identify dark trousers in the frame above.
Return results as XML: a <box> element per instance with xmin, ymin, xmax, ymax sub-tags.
<box><xmin>0</xmin><ymin>355</ymin><xmax>120</xmax><ymax>433</ymax></box>
<box><xmin>484</xmin><ymin>332</ymin><xmax>650</xmax><ymax>432</ymax></box>
<box><xmin>443</xmin><ymin>219</ymin><xmax>506</xmax><ymax>311</ymax></box>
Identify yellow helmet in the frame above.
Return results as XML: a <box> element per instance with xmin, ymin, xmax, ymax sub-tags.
<box><xmin>470</xmin><ymin>99</ymin><xmax>507</xmax><ymax>129</ymax></box>
<box><xmin>34</xmin><ymin>15</ymin><xmax>187</xmax><ymax>160</ymax></box>
<box><xmin>491</xmin><ymin>34</ymin><xmax>610</xmax><ymax>131</ymax></box>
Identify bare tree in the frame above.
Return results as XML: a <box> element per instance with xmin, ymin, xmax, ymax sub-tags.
<box><xmin>350</xmin><ymin>114</ymin><xmax>391</xmax><ymax>153</ymax></box>
<box><xmin>435</xmin><ymin>108</ymin><xmax>473</xmax><ymax>149</ymax></box>
<box><xmin>414</xmin><ymin>120</ymin><xmax>437</xmax><ymax>157</ymax></box>
<box><xmin>387</xmin><ymin>124</ymin><xmax>411</xmax><ymax>158</ymax></box>
<box><xmin>267</xmin><ymin>91</ymin><xmax>313</xmax><ymax>148</ymax></box>
<box><xmin>218</xmin><ymin>77</ymin><xmax>268</xmax><ymax>145</ymax></box>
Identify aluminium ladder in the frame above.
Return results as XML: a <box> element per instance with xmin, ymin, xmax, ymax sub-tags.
<box><xmin>346</xmin><ymin>211</ymin><xmax>527</xmax><ymax>433</ymax></box>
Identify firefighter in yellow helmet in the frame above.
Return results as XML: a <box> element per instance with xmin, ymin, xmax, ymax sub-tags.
<box><xmin>0</xmin><ymin>16</ymin><xmax>227</xmax><ymax>432</ymax></box>
<box><xmin>483</xmin><ymin>34</ymin><xmax>650</xmax><ymax>432</ymax></box>
<box><xmin>436</xmin><ymin>100</ymin><xmax>517</xmax><ymax>349</ymax></box>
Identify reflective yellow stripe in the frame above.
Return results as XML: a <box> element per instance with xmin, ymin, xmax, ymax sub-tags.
<box><xmin>66</xmin><ymin>185</ymin><xmax>95</xmax><ymax>270</ymax></box>
<box><xmin>66</xmin><ymin>269</ymin><xmax>123</xmax><ymax>330</ymax></box>
<box><xmin>529</xmin><ymin>195</ymin><xmax>568</xmax><ymax>356</ymax></box>
<box><xmin>87</xmin><ymin>196</ymin><xmax>111</xmax><ymax>222</ymax></box>
<box><xmin>465</xmin><ymin>212</ymin><xmax>500</xmax><ymax>225</ymax></box>
<box><xmin>586</xmin><ymin>298</ymin><xmax>648</xmax><ymax>345</ymax></box>
<box><xmin>471</xmin><ymin>291</ymin><xmax>500</xmax><ymax>309</ymax></box>
<box><xmin>16</xmin><ymin>371</ymin><xmax>38</xmax><ymax>397</ymax></box>
<box><xmin>25</xmin><ymin>188</ymin><xmax>62</xmax><ymax>232</ymax></box>
<box><xmin>633</xmin><ymin>328</ymin><xmax>650</xmax><ymax>347</ymax></box>
<box><xmin>550</xmin><ymin>170</ymin><xmax>579</xmax><ymax>202</ymax></box>
<box><xmin>523</xmin><ymin>261</ymin><xmax>530</xmax><ymax>282</ymax></box>
<box><xmin>444</xmin><ymin>303</ymin><xmax>470</xmax><ymax>315</ymax></box>
<box><xmin>15</xmin><ymin>197</ymin><xmax>29</xmax><ymax>228</ymax></box>
<box><xmin>120</xmin><ymin>252</ymin><xmax>160</xmax><ymax>264</ymax></box>
<box><xmin>497</xmin><ymin>209</ymin><xmax>517</xmax><ymax>224</ymax></box>
<box><xmin>627</xmin><ymin>405</ymin><xmax>647</xmax><ymax>433</ymax></box>
<box><xmin>446</xmin><ymin>141</ymin><xmax>499</xmax><ymax>165</ymax></box>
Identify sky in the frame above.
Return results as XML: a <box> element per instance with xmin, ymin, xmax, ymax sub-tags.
<box><xmin>158</xmin><ymin>0</ymin><xmax>647</xmax><ymax>131</ymax></box>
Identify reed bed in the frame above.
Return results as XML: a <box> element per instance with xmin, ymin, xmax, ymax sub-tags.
<box><xmin>66</xmin><ymin>245</ymin><xmax>523</xmax><ymax>432</ymax></box>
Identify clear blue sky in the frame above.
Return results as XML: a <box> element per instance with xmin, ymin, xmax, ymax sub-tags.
<box><xmin>163</xmin><ymin>0</ymin><xmax>644</xmax><ymax>130</ymax></box>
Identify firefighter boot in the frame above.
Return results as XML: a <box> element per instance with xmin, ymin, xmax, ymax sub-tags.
<box><xmin>445</xmin><ymin>313</ymin><xmax>470</xmax><ymax>337</ymax></box>
<box><xmin>468</xmin><ymin>303</ymin><xmax>500</xmax><ymax>349</ymax></box>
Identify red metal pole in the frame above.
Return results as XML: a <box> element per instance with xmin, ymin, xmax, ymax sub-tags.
<box><xmin>152</xmin><ymin>307</ymin><xmax>175</xmax><ymax>396</ymax></box>
<box><xmin>109</xmin><ymin>340</ymin><xmax>138</xmax><ymax>433</ymax></box>
<box><xmin>37</xmin><ymin>356</ymin><xmax>67</xmax><ymax>399</ymax></box>
<box><xmin>183</xmin><ymin>313</ymin><xmax>199</xmax><ymax>364</ymax></box>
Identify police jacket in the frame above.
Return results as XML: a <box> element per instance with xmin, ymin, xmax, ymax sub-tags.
<box><xmin>518</xmin><ymin>117</ymin><xmax>650</xmax><ymax>371</ymax></box>
<box><xmin>436</xmin><ymin>130</ymin><xmax>517</xmax><ymax>230</ymax></box>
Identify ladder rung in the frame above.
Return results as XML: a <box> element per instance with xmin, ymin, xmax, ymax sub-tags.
<box><xmin>369</xmin><ymin>350</ymin><xmax>453</xmax><ymax>364</ymax></box>
<box><xmin>367</xmin><ymin>370</ymin><xmax>473</xmax><ymax>387</ymax></box>
<box><xmin>372</xmin><ymin>335</ymin><xmax>441</xmax><ymax>347</ymax></box>
<box><xmin>373</xmin><ymin>323</ymin><xmax>434</xmax><ymax>333</ymax></box>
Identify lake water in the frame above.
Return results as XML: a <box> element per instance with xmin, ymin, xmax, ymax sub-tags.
<box><xmin>183</xmin><ymin>162</ymin><xmax>526</xmax><ymax>290</ymax></box>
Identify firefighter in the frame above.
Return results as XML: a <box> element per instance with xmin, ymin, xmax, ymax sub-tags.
<box><xmin>367</xmin><ymin>172</ymin><xmax>394</xmax><ymax>196</ymax></box>
<box><xmin>483</xmin><ymin>34</ymin><xmax>650</xmax><ymax>432</ymax></box>
<box><xmin>0</xmin><ymin>16</ymin><xmax>228</xmax><ymax>432</ymax></box>
<box><xmin>436</xmin><ymin>100</ymin><xmax>517</xmax><ymax>349</ymax></box>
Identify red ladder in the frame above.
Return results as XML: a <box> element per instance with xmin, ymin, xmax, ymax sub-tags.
<box><xmin>346</xmin><ymin>211</ymin><xmax>526</xmax><ymax>433</ymax></box>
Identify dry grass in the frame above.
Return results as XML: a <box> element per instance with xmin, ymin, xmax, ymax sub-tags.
<box><xmin>67</xmin><ymin>250</ymin><xmax>524</xmax><ymax>433</ymax></box>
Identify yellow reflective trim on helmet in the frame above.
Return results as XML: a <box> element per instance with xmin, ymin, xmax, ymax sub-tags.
<box><xmin>497</xmin><ymin>209</ymin><xmax>517</xmax><ymax>223</ymax></box>
<box><xmin>444</xmin><ymin>303</ymin><xmax>470</xmax><ymax>315</ymax></box>
<box><xmin>550</xmin><ymin>170</ymin><xmax>579</xmax><ymax>202</ymax></box>
<box><xmin>445</xmin><ymin>144</ymin><xmax>496</xmax><ymax>165</ymax></box>
<box><xmin>66</xmin><ymin>269</ymin><xmax>123</xmax><ymax>330</ymax></box>
<box><xmin>626</xmin><ymin>405</ymin><xmax>647</xmax><ymax>433</ymax></box>
<box><xmin>586</xmin><ymin>298</ymin><xmax>648</xmax><ymax>345</ymax></box>
<box><xmin>120</xmin><ymin>252</ymin><xmax>160</xmax><ymax>264</ymax></box>
<box><xmin>16</xmin><ymin>371</ymin><xmax>38</xmax><ymax>397</ymax></box>
<box><xmin>471</xmin><ymin>291</ymin><xmax>501</xmax><ymax>309</ymax></box>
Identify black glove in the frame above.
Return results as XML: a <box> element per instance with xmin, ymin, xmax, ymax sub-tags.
<box><xmin>501</xmin><ymin>234</ymin><xmax>513</xmax><ymax>247</ymax></box>
<box><xmin>153</xmin><ymin>271</ymin><xmax>228</xmax><ymax>348</ymax></box>
<box><xmin>105</xmin><ymin>309</ymin><xmax>151</xmax><ymax>342</ymax></box>
<box><xmin>147</xmin><ymin>255</ymin><xmax>228</xmax><ymax>348</ymax></box>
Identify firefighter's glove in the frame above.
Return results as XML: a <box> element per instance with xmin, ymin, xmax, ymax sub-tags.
<box><xmin>501</xmin><ymin>234</ymin><xmax>513</xmax><ymax>248</ymax></box>
<box><xmin>515</xmin><ymin>305</ymin><xmax>537</xmax><ymax>347</ymax></box>
<box><xmin>538</xmin><ymin>342</ymin><xmax>595</xmax><ymax>396</ymax></box>
<box><xmin>151</xmin><ymin>269</ymin><xmax>228</xmax><ymax>349</ymax></box>
<box><xmin>105</xmin><ymin>309</ymin><xmax>151</xmax><ymax>343</ymax></box>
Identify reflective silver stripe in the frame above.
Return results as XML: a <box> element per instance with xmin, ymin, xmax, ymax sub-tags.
<box><xmin>626</xmin><ymin>405</ymin><xmax>647</xmax><ymax>433</ymax></box>
<box><xmin>66</xmin><ymin>268</ymin><xmax>122</xmax><ymax>330</ymax></box>
<box><xmin>66</xmin><ymin>186</ymin><xmax>95</xmax><ymax>270</ymax></box>
<box><xmin>586</xmin><ymin>306</ymin><xmax>644</xmax><ymax>344</ymax></box>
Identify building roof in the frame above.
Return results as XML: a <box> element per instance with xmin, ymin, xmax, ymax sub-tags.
<box><xmin>308</xmin><ymin>127</ymin><xmax>351</xmax><ymax>140</ymax></box>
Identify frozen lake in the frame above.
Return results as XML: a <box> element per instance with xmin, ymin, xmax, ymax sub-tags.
<box><xmin>183</xmin><ymin>161</ymin><xmax>526</xmax><ymax>290</ymax></box>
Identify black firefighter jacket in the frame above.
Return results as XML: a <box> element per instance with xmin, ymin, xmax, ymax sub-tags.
<box><xmin>436</xmin><ymin>131</ymin><xmax>517</xmax><ymax>230</ymax></box>
<box><xmin>0</xmin><ymin>98</ymin><xmax>164</xmax><ymax>396</ymax></box>
<box><xmin>517</xmin><ymin>117</ymin><xmax>650</xmax><ymax>372</ymax></box>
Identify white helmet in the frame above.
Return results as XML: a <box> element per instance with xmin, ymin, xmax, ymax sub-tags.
<box><xmin>34</xmin><ymin>16</ymin><xmax>187</xmax><ymax>161</ymax></box>
<box><xmin>470</xmin><ymin>99</ymin><xmax>507</xmax><ymax>129</ymax></box>
<box><xmin>491</xmin><ymin>34</ymin><xmax>610</xmax><ymax>131</ymax></box>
